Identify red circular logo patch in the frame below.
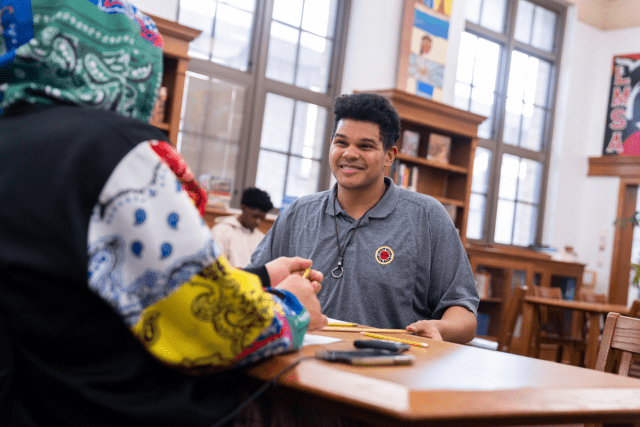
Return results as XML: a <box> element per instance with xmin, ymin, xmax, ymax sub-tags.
<box><xmin>375</xmin><ymin>246</ymin><xmax>394</xmax><ymax>265</ymax></box>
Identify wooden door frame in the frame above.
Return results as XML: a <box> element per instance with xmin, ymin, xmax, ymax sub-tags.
<box><xmin>608</xmin><ymin>179</ymin><xmax>640</xmax><ymax>305</ymax></box>
<box><xmin>588</xmin><ymin>156</ymin><xmax>640</xmax><ymax>304</ymax></box>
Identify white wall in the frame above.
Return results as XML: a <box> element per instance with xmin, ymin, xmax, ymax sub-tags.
<box><xmin>131</xmin><ymin>0</ymin><xmax>178</xmax><ymax>20</ymax></box>
<box><xmin>340</xmin><ymin>0</ymin><xmax>403</xmax><ymax>95</ymax></box>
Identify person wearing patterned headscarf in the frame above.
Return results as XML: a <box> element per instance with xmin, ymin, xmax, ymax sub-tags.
<box><xmin>0</xmin><ymin>1</ymin><xmax>327</xmax><ymax>426</ymax></box>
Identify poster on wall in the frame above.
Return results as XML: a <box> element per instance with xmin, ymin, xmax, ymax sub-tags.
<box><xmin>602</xmin><ymin>53</ymin><xmax>640</xmax><ymax>155</ymax></box>
<box><xmin>396</xmin><ymin>0</ymin><xmax>453</xmax><ymax>101</ymax></box>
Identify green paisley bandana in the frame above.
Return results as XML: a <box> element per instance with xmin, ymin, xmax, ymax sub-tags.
<box><xmin>0</xmin><ymin>0</ymin><xmax>163</xmax><ymax>123</ymax></box>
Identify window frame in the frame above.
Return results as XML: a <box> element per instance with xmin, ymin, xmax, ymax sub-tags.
<box><xmin>177</xmin><ymin>0</ymin><xmax>352</xmax><ymax>211</ymax></box>
<box><xmin>463</xmin><ymin>0</ymin><xmax>567</xmax><ymax>247</ymax></box>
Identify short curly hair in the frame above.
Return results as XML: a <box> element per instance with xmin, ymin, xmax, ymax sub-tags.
<box><xmin>331</xmin><ymin>93</ymin><xmax>401</xmax><ymax>151</ymax></box>
<box><xmin>241</xmin><ymin>187</ymin><xmax>273</xmax><ymax>212</ymax></box>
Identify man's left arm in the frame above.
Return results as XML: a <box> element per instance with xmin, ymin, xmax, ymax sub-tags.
<box><xmin>408</xmin><ymin>201</ymin><xmax>479</xmax><ymax>343</ymax></box>
<box><xmin>406</xmin><ymin>306</ymin><xmax>477</xmax><ymax>343</ymax></box>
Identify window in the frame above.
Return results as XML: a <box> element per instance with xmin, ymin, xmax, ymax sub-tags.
<box><xmin>455</xmin><ymin>0</ymin><xmax>566</xmax><ymax>246</ymax></box>
<box><xmin>177</xmin><ymin>0</ymin><xmax>350</xmax><ymax>210</ymax></box>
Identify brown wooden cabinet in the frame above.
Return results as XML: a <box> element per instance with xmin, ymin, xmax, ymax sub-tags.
<box><xmin>466</xmin><ymin>243</ymin><xmax>585</xmax><ymax>347</ymax></box>
<box><xmin>367</xmin><ymin>89</ymin><xmax>486</xmax><ymax>244</ymax></box>
<box><xmin>146</xmin><ymin>14</ymin><xmax>201</xmax><ymax>145</ymax></box>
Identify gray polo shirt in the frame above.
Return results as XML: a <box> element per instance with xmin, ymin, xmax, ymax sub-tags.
<box><xmin>248</xmin><ymin>177</ymin><xmax>479</xmax><ymax>329</ymax></box>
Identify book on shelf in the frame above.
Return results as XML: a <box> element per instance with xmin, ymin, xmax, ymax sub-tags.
<box><xmin>204</xmin><ymin>175</ymin><xmax>232</xmax><ymax>210</ymax></box>
<box><xmin>427</xmin><ymin>133</ymin><xmax>451</xmax><ymax>164</ymax></box>
<box><xmin>395</xmin><ymin>163</ymin><xmax>405</xmax><ymax>187</ymax></box>
<box><xmin>398</xmin><ymin>164</ymin><xmax>418</xmax><ymax>191</ymax></box>
<box><xmin>400</xmin><ymin>130</ymin><xmax>420</xmax><ymax>157</ymax></box>
<box><xmin>441</xmin><ymin>203</ymin><xmax>457</xmax><ymax>224</ymax></box>
<box><xmin>409</xmin><ymin>166</ymin><xmax>418</xmax><ymax>192</ymax></box>
<box><xmin>389</xmin><ymin>159</ymin><xmax>398</xmax><ymax>182</ymax></box>
<box><xmin>474</xmin><ymin>270</ymin><xmax>491</xmax><ymax>299</ymax></box>
<box><xmin>476</xmin><ymin>313</ymin><xmax>490</xmax><ymax>336</ymax></box>
<box><xmin>401</xmin><ymin>165</ymin><xmax>410</xmax><ymax>189</ymax></box>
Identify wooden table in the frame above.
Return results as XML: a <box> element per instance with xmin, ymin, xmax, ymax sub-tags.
<box><xmin>244</xmin><ymin>329</ymin><xmax>640</xmax><ymax>426</ymax></box>
<box><xmin>521</xmin><ymin>296</ymin><xmax>630</xmax><ymax>369</ymax></box>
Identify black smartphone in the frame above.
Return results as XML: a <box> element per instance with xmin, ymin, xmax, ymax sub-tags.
<box><xmin>353</xmin><ymin>339</ymin><xmax>410</xmax><ymax>353</ymax></box>
<box><xmin>315</xmin><ymin>349</ymin><xmax>415</xmax><ymax>366</ymax></box>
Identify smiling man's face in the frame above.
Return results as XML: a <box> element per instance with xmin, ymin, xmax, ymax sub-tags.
<box><xmin>329</xmin><ymin>119</ymin><xmax>395</xmax><ymax>193</ymax></box>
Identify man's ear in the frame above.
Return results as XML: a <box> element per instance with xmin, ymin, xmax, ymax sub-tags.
<box><xmin>385</xmin><ymin>146</ymin><xmax>398</xmax><ymax>167</ymax></box>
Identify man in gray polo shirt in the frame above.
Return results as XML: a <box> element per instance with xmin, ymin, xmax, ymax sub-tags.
<box><xmin>248</xmin><ymin>93</ymin><xmax>479</xmax><ymax>343</ymax></box>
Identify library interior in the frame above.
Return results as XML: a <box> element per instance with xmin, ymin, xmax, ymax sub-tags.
<box><xmin>3</xmin><ymin>0</ymin><xmax>640</xmax><ymax>425</ymax></box>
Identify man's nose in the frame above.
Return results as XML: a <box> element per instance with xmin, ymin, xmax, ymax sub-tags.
<box><xmin>342</xmin><ymin>145</ymin><xmax>359</xmax><ymax>158</ymax></box>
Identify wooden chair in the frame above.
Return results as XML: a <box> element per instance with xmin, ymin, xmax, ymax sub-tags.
<box><xmin>575</xmin><ymin>290</ymin><xmax>607</xmax><ymax>335</ymax></box>
<box><xmin>587</xmin><ymin>312</ymin><xmax>640</xmax><ymax>427</ymax></box>
<box><xmin>496</xmin><ymin>286</ymin><xmax>527</xmax><ymax>353</ymax></box>
<box><xmin>571</xmin><ymin>291</ymin><xmax>608</xmax><ymax>365</ymax></box>
<box><xmin>467</xmin><ymin>286</ymin><xmax>527</xmax><ymax>353</ymax></box>
<box><xmin>625</xmin><ymin>300</ymin><xmax>640</xmax><ymax>379</ymax></box>
<box><xmin>531</xmin><ymin>285</ymin><xmax>582</xmax><ymax>364</ymax></box>
<box><xmin>577</xmin><ymin>290</ymin><xmax>607</xmax><ymax>303</ymax></box>
<box><xmin>595</xmin><ymin>312</ymin><xmax>640</xmax><ymax>375</ymax></box>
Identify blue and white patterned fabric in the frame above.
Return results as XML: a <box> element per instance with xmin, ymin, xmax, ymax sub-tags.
<box><xmin>87</xmin><ymin>141</ymin><xmax>218</xmax><ymax>326</ymax></box>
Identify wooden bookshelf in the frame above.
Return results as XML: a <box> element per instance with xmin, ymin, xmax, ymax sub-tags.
<box><xmin>146</xmin><ymin>14</ymin><xmax>201</xmax><ymax>145</ymax></box>
<box><xmin>367</xmin><ymin>89</ymin><xmax>486</xmax><ymax>244</ymax></box>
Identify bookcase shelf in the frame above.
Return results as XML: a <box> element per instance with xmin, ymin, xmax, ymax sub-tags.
<box><xmin>480</xmin><ymin>297</ymin><xmax>503</xmax><ymax>304</ymax></box>
<box><xmin>395</xmin><ymin>153</ymin><xmax>468</xmax><ymax>174</ymax></box>
<box><xmin>368</xmin><ymin>89</ymin><xmax>486</xmax><ymax>244</ymax></box>
<box><xmin>432</xmin><ymin>196</ymin><xmax>464</xmax><ymax>207</ymax></box>
<box><xmin>146</xmin><ymin>14</ymin><xmax>201</xmax><ymax>146</ymax></box>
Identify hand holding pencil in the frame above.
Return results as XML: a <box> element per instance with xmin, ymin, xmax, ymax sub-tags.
<box><xmin>265</xmin><ymin>256</ymin><xmax>323</xmax><ymax>286</ymax></box>
<box><xmin>273</xmin><ymin>257</ymin><xmax>326</xmax><ymax>330</ymax></box>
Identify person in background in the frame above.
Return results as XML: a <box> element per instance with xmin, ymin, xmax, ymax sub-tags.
<box><xmin>249</xmin><ymin>92</ymin><xmax>479</xmax><ymax>344</ymax></box>
<box><xmin>212</xmin><ymin>187</ymin><xmax>273</xmax><ymax>268</ymax></box>
<box><xmin>0</xmin><ymin>1</ymin><xmax>327</xmax><ymax>426</ymax></box>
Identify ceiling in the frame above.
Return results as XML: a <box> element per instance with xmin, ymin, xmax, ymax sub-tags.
<box><xmin>568</xmin><ymin>0</ymin><xmax>640</xmax><ymax>30</ymax></box>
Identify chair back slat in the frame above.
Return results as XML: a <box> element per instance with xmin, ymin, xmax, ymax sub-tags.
<box><xmin>619</xmin><ymin>352</ymin><xmax>633</xmax><ymax>376</ymax></box>
<box><xmin>497</xmin><ymin>286</ymin><xmax>527</xmax><ymax>353</ymax></box>
<box><xmin>595</xmin><ymin>312</ymin><xmax>640</xmax><ymax>376</ymax></box>
<box><xmin>610</xmin><ymin>315</ymin><xmax>640</xmax><ymax>354</ymax></box>
<box><xmin>532</xmin><ymin>285</ymin><xmax>564</xmax><ymax>333</ymax></box>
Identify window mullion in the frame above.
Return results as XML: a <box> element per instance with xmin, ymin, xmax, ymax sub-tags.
<box><xmin>240</xmin><ymin>0</ymin><xmax>276</xmax><ymax>203</ymax></box>
<box><xmin>485</xmin><ymin>41</ymin><xmax>512</xmax><ymax>245</ymax></box>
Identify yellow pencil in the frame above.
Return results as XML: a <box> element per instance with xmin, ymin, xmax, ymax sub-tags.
<box><xmin>326</xmin><ymin>322</ymin><xmax>359</xmax><ymax>327</ymax></box>
<box><xmin>361</xmin><ymin>332</ymin><xmax>429</xmax><ymax>348</ymax></box>
<box><xmin>323</xmin><ymin>327</ymin><xmax>407</xmax><ymax>333</ymax></box>
<box><xmin>302</xmin><ymin>266</ymin><xmax>311</xmax><ymax>279</ymax></box>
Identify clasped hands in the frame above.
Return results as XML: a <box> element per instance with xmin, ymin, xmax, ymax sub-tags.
<box><xmin>266</xmin><ymin>257</ymin><xmax>327</xmax><ymax>331</ymax></box>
